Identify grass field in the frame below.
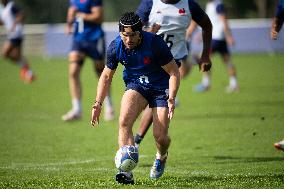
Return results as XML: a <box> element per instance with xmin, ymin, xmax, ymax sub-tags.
<box><xmin>0</xmin><ymin>53</ymin><xmax>284</xmax><ymax>188</ymax></box>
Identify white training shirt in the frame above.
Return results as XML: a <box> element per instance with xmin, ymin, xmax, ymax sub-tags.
<box><xmin>147</xmin><ymin>0</ymin><xmax>192</xmax><ymax>60</ymax></box>
<box><xmin>206</xmin><ymin>0</ymin><xmax>225</xmax><ymax>40</ymax></box>
<box><xmin>0</xmin><ymin>1</ymin><xmax>23</xmax><ymax>39</ymax></box>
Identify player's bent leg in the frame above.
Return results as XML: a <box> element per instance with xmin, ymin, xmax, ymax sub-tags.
<box><xmin>179</xmin><ymin>59</ymin><xmax>191</xmax><ymax>79</ymax></box>
<box><xmin>118</xmin><ymin>89</ymin><xmax>148</xmax><ymax>147</ymax></box>
<box><xmin>11</xmin><ymin>48</ymin><xmax>35</xmax><ymax>83</ymax></box>
<box><xmin>135</xmin><ymin>106</ymin><xmax>153</xmax><ymax>147</ymax></box>
<box><xmin>1</xmin><ymin>41</ymin><xmax>13</xmax><ymax>60</ymax></box>
<box><xmin>222</xmin><ymin>54</ymin><xmax>239</xmax><ymax>93</ymax></box>
<box><xmin>195</xmin><ymin>72</ymin><xmax>211</xmax><ymax>92</ymax></box>
<box><xmin>150</xmin><ymin>107</ymin><xmax>170</xmax><ymax>179</ymax></box>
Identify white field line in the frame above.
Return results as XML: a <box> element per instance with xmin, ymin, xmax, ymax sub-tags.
<box><xmin>0</xmin><ymin>155</ymin><xmax>149</xmax><ymax>171</ymax></box>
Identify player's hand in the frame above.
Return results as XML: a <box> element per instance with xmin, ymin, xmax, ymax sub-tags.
<box><xmin>9</xmin><ymin>23</ymin><xmax>16</xmax><ymax>32</ymax></box>
<box><xmin>65</xmin><ymin>25</ymin><xmax>73</xmax><ymax>34</ymax></box>
<box><xmin>226</xmin><ymin>36</ymin><xmax>235</xmax><ymax>46</ymax></box>
<box><xmin>91</xmin><ymin>102</ymin><xmax>102</xmax><ymax>126</ymax></box>
<box><xmin>147</xmin><ymin>23</ymin><xmax>161</xmax><ymax>34</ymax></box>
<box><xmin>271</xmin><ymin>30</ymin><xmax>279</xmax><ymax>40</ymax></box>
<box><xmin>76</xmin><ymin>12</ymin><xmax>86</xmax><ymax>20</ymax></box>
<box><xmin>167</xmin><ymin>98</ymin><xmax>175</xmax><ymax>119</ymax></box>
<box><xmin>198</xmin><ymin>56</ymin><xmax>212</xmax><ymax>72</ymax></box>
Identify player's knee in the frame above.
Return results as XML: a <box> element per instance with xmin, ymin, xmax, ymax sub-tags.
<box><xmin>68</xmin><ymin>65</ymin><xmax>80</xmax><ymax>79</ymax></box>
<box><xmin>119</xmin><ymin>116</ymin><xmax>132</xmax><ymax>130</ymax></box>
<box><xmin>1</xmin><ymin>50</ymin><xmax>9</xmax><ymax>59</ymax></box>
<box><xmin>154</xmin><ymin>134</ymin><xmax>171</xmax><ymax>146</ymax></box>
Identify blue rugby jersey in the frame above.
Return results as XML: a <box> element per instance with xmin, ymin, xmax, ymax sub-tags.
<box><xmin>106</xmin><ymin>31</ymin><xmax>174</xmax><ymax>90</ymax></box>
<box><xmin>69</xmin><ymin>0</ymin><xmax>104</xmax><ymax>42</ymax></box>
<box><xmin>276</xmin><ymin>0</ymin><xmax>284</xmax><ymax>19</ymax></box>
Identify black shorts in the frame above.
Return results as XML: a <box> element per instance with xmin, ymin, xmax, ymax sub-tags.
<box><xmin>211</xmin><ymin>39</ymin><xmax>230</xmax><ymax>55</ymax></box>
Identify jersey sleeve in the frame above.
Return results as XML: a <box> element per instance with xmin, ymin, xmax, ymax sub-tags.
<box><xmin>136</xmin><ymin>0</ymin><xmax>153</xmax><ymax>24</ymax></box>
<box><xmin>11</xmin><ymin>3</ymin><xmax>21</xmax><ymax>16</ymax></box>
<box><xmin>69</xmin><ymin>0</ymin><xmax>75</xmax><ymax>6</ymax></box>
<box><xmin>91</xmin><ymin>0</ymin><xmax>103</xmax><ymax>7</ymax></box>
<box><xmin>106</xmin><ymin>40</ymin><xmax>119</xmax><ymax>70</ymax></box>
<box><xmin>216</xmin><ymin>3</ymin><xmax>226</xmax><ymax>15</ymax></box>
<box><xmin>276</xmin><ymin>0</ymin><xmax>284</xmax><ymax>19</ymax></box>
<box><xmin>188</xmin><ymin>0</ymin><xmax>206</xmax><ymax>23</ymax></box>
<box><xmin>152</xmin><ymin>35</ymin><xmax>174</xmax><ymax>67</ymax></box>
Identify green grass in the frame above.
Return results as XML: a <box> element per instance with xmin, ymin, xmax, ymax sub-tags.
<box><xmin>0</xmin><ymin>53</ymin><xmax>284</xmax><ymax>188</ymax></box>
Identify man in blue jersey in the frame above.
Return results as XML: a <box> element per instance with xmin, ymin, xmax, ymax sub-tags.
<box><xmin>195</xmin><ymin>0</ymin><xmax>238</xmax><ymax>93</ymax></box>
<box><xmin>91</xmin><ymin>12</ymin><xmax>196</xmax><ymax>184</ymax></box>
<box><xmin>133</xmin><ymin>0</ymin><xmax>212</xmax><ymax>148</ymax></box>
<box><xmin>271</xmin><ymin>0</ymin><xmax>284</xmax><ymax>151</ymax></box>
<box><xmin>62</xmin><ymin>0</ymin><xmax>114</xmax><ymax>122</ymax></box>
<box><xmin>0</xmin><ymin>0</ymin><xmax>35</xmax><ymax>83</ymax></box>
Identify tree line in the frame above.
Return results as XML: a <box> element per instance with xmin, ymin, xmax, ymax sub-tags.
<box><xmin>14</xmin><ymin>0</ymin><xmax>278</xmax><ymax>24</ymax></box>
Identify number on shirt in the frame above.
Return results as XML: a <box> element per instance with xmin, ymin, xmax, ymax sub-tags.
<box><xmin>139</xmin><ymin>75</ymin><xmax>149</xmax><ymax>84</ymax></box>
<box><xmin>77</xmin><ymin>16</ymin><xmax>84</xmax><ymax>33</ymax></box>
<box><xmin>159</xmin><ymin>34</ymin><xmax>174</xmax><ymax>49</ymax></box>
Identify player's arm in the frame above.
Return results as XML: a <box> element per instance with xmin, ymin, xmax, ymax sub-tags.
<box><xmin>76</xmin><ymin>2</ymin><xmax>103</xmax><ymax>24</ymax></box>
<box><xmin>271</xmin><ymin>3</ymin><xmax>284</xmax><ymax>40</ymax></box>
<box><xmin>190</xmin><ymin>0</ymin><xmax>212</xmax><ymax>72</ymax></box>
<box><xmin>162</xmin><ymin>60</ymin><xmax>180</xmax><ymax>102</ymax></box>
<box><xmin>66</xmin><ymin>6</ymin><xmax>77</xmax><ymax>34</ymax></box>
<box><xmin>162</xmin><ymin>59</ymin><xmax>180</xmax><ymax>119</ymax></box>
<box><xmin>186</xmin><ymin>20</ymin><xmax>198</xmax><ymax>40</ymax></box>
<box><xmin>152</xmin><ymin>35</ymin><xmax>180</xmax><ymax>119</ymax></box>
<box><xmin>136</xmin><ymin>0</ymin><xmax>158</xmax><ymax>32</ymax></box>
<box><xmin>91</xmin><ymin>67</ymin><xmax>115</xmax><ymax>125</ymax></box>
<box><xmin>215</xmin><ymin>3</ymin><xmax>235</xmax><ymax>46</ymax></box>
<box><xmin>219</xmin><ymin>13</ymin><xmax>235</xmax><ymax>46</ymax></box>
<box><xmin>10</xmin><ymin>4</ymin><xmax>24</xmax><ymax>32</ymax></box>
<box><xmin>91</xmin><ymin>40</ymin><xmax>118</xmax><ymax>125</ymax></box>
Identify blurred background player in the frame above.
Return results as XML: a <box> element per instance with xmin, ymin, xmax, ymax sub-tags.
<box><xmin>91</xmin><ymin>12</ymin><xmax>181</xmax><ymax>183</ymax></box>
<box><xmin>0</xmin><ymin>0</ymin><xmax>35</xmax><ymax>83</ymax></box>
<box><xmin>134</xmin><ymin>0</ymin><xmax>212</xmax><ymax>147</ymax></box>
<box><xmin>271</xmin><ymin>0</ymin><xmax>284</xmax><ymax>151</ymax></box>
<box><xmin>62</xmin><ymin>0</ymin><xmax>114</xmax><ymax>122</ymax></box>
<box><xmin>195</xmin><ymin>0</ymin><xmax>238</xmax><ymax>93</ymax></box>
<box><xmin>271</xmin><ymin>0</ymin><xmax>284</xmax><ymax>40</ymax></box>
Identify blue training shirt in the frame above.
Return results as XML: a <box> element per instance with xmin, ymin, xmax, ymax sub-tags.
<box><xmin>276</xmin><ymin>0</ymin><xmax>284</xmax><ymax>19</ymax></box>
<box><xmin>106</xmin><ymin>31</ymin><xmax>174</xmax><ymax>90</ymax></box>
<box><xmin>69</xmin><ymin>0</ymin><xmax>104</xmax><ymax>42</ymax></box>
<box><xmin>136</xmin><ymin>0</ymin><xmax>205</xmax><ymax>24</ymax></box>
